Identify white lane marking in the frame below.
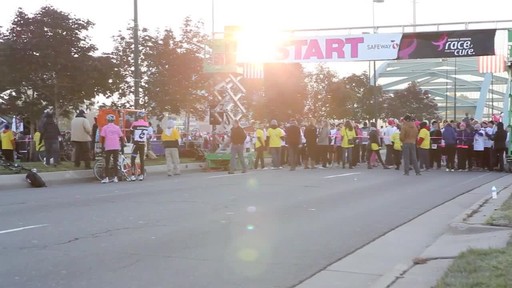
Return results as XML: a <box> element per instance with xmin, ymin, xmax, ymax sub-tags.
<box><xmin>324</xmin><ymin>172</ymin><xmax>361</xmax><ymax>179</ymax></box>
<box><xmin>208</xmin><ymin>173</ymin><xmax>247</xmax><ymax>179</ymax></box>
<box><xmin>0</xmin><ymin>224</ymin><xmax>49</xmax><ymax>235</ymax></box>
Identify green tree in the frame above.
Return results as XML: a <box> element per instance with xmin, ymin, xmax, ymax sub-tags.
<box><xmin>0</xmin><ymin>6</ymin><xmax>119</xmax><ymax>127</ymax></box>
<box><xmin>304</xmin><ymin>64</ymin><xmax>338</xmax><ymax>119</ymax></box>
<box><xmin>383</xmin><ymin>81</ymin><xmax>438</xmax><ymax>121</ymax></box>
<box><xmin>261</xmin><ymin>63</ymin><xmax>307</xmax><ymax>122</ymax></box>
<box><xmin>110</xmin><ymin>17</ymin><xmax>210</xmax><ymax>118</ymax></box>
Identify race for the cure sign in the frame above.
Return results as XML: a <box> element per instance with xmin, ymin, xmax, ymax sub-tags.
<box><xmin>275</xmin><ymin>33</ymin><xmax>402</xmax><ymax>63</ymax></box>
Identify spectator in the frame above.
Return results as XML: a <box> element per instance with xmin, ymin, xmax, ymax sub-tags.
<box><xmin>161</xmin><ymin>119</ymin><xmax>181</xmax><ymax>176</ymax></box>
<box><xmin>71</xmin><ymin>109</ymin><xmax>92</xmax><ymax>169</ymax></box>
<box><xmin>400</xmin><ymin>114</ymin><xmax>421</xmax><ymax>175</ymax></box>
<box><xmin>33</xmin><ymin>128</ymin><xmax>45</xmax><ymax>161</ymax></box>
<box><xmin>156</xmin><ymin>123</ymin><xmax>163</xmax><ymax>140</ymax></box>
<box><xmin>228</xmin><ymin>119</ymin><xmax>247</xmax><ymax>174</ymax></box>
<box><xmin>40</xmin><ymin>113</ymin><xmax>61</xmax><ymax>167</ymax></box>
<box><xmin>91</xmin><ymin>117</ymin><xmax>98</xmax><ymax>159</ymax></box>
<box><xmin>267</xmin><ymin>119</ymin><xmax>285</xmax><ymax>169</ymax></box>
<box><xmin>492</xmin><ymin>122</ymin><xmax>507</xmax><ymax>172</ymax></box>
<box><xmin>285</xmin><ymin>119</ymin><xmax>301</xmax><ymax>171</ymax></box>
<box><xmin>367</xmin><ymin>122</ymin><xmax>390</xmax><ymax>170</ymax></box>
<box><xmin>253</xmin><ymin>122</ymin><xmax>266</xmax><ymax>169</ymax></box>
<box><xmin>100</xmin><ymin>114</ymin><xmax>124</xmax><ymax>183</ymax></box>
<box><xmin>442</xmin><ymin>121</ymin><xmax>457</xmax><ymax>171</ymax></box>
<box><xmin>1</xmin><ymin>124</ymin><xmax>16</xmax><ymax>163</ymax></box>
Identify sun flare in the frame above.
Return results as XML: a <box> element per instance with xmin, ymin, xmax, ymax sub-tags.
<box><xmin>235</xmin><ymin>26</ymin><xmax>289</xmax><ymax>64</ymax></box>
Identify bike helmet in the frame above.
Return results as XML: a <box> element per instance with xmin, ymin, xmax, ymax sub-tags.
<box><xmin>106</xmin><ymin>114</ymin><xmax>115</xmax><ymax>122</ymax></box>
<box><xmin>136</xmin><ymin>111</ymin><xmax>146</xmax><ymax>119</ymax></box>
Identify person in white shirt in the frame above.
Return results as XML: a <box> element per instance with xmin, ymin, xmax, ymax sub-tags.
<box><xmin>383</xmin><ymin>119</ymin><xmax>398</xmax><ymax>166</ymax></box>
<box><xmin>473</xmin><ymin>124</ymin><xmax>485</xmax><ymax>171</ymax></box>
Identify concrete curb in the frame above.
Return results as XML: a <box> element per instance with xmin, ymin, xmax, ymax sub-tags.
<box><xmin>0</xmin><ymin>162</ymin><xmax>205</xmax><ymax>190</ymax></box>
<box><xmin>388</xmin><ymin>175</ymin><xmax>512</xmax><ymax>288</ymax></box>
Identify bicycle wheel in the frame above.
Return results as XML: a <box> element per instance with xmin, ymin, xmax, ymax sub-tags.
<box><xmin>118</xmin><ymin>156</ymin><xmax>132</xmax><ymax>181</ymax></box>
<box><xmin>93</xmin><ymin>159</ymin><xmax>105</xmax><ymax>181</ymax></box>
<box><xmin>38</xmin><ymin>146</ymin><xmax>45</xmax><ymax>162</ymax></box>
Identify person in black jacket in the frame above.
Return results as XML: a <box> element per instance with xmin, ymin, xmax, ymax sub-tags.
<box><xmin>39</xmin><ymin>113</ymin><xmax>61</xmax><ymax>167</ymax></box>
<box><xmin>285</xmin><ymin>119</ymin><xmax>301</xmax><ymax>171</ymax></box>
<box><xmin>429</xmin><ymin>121</ymin><xmax>443</xmax><ymax>169</ymax></box>
<box><xmin>303</xmin><ymin>118</ymin><xmax>318</xmax><ymax>169</ymax></box>
<box><xmin>492</xmin><ymin>122</ymin><xmax>507</xmax><ymax>172</ymax></box>
<box><xmin>228</xmin><ymin>120</ymin><xmax>247</xmax><ymax>174</ymax></box>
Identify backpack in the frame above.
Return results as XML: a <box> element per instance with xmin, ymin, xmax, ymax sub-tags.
<box><xmin>25</xmin><ymin>170</ymin><xmax>47</xmax><ymax>188</ymax></box>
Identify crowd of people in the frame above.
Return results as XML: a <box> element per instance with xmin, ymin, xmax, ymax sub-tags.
<box><xmin>3</xmin><ymin>109</ymin><xmax>512</xmax><ymax>179</ymax></box>
<box><xmin>226</xmin><ymin>114</ymin><xmax>512</xmax><ymax>175</ymax></box>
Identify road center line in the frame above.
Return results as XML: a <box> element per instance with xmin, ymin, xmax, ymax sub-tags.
<box><xmin>0</xmin><ymin>224</ymin><xmax>49</xmax><ymax>235</ymax></box>
<box><xmin>324</xmin><ymin>172</ymin><xmax>361</xmax><ymax>179</ymax></box>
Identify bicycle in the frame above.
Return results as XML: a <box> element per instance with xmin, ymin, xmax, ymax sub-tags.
<box><xmin>0</xmin><ymin>153</ymin><xmax>29</xmax><ymax>174</ymax></box>
<box><xmin>92</xmin><ymin>151</ymin><xmax>145</xmax><ymax>182</ymax></box>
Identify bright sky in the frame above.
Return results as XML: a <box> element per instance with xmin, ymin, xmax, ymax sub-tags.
<box><xmin>1</xmin><ymin>0</ymin><xmax>511</xmax><ymax>75</ymax></box>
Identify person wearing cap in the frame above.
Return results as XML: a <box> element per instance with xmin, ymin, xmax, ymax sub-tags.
<box><xmin>161</xmin><ymin>119</ymin><xmax>181</xmax><ymax>176</ymax></box>
<box><xmin>1</xmin><ymin>124</ymin><xmax>16</xmax><ymax>163</ymax></box>
<box><xmin>285</xmin><ymin>119</ymin><xmax>301</xmax><ymax>171</ymax></box>
<box><xmin>71</xmin><ymin>109</ymin><xmax>92</xmax><ymax>169</ymax></box>
<box><xmin>99</xmin><ymin>114</ymin><xmax>124</xmax><ymax>183</ymax></box>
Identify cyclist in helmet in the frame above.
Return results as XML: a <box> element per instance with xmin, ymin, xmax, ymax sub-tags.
<box><xmin>130</xmin><ymin>110</ymin><xmax>149</xmax><ymax>181</ymax></box>
<box><xmin>99</xmin><ymin>114</ymin><xmax>124</xmax><ymax>183</ymax></box>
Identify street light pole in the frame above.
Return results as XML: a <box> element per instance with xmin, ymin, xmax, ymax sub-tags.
<box><xmin>372</xmin><ymin>0</ymin><xmax>383</xmax><ymax>123</ymax></box>
<box><xmin>133</xmin><ymin>0</ymin><xmax>140</xmax><ymax>109</ymax></box>
<box><xmin>454</xmin><ymin>57</ymin><xmax>457</xmax><ymax>121</ymax></box>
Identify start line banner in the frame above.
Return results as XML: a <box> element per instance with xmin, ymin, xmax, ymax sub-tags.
<box><xmin>269</xmin><ymin>29</ymin><xmax>496</xmax><ymax>63</ymax></box>
<box><xmin>275</xmin><ymin>33</ymin><xmax>402</xmax><ymax>63</ymax></box>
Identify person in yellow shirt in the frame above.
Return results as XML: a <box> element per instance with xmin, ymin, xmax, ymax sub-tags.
<box><xmin>391</xmin><ymin>125</ymin><xmax>402</xmax><ymax>170</ymax></box>
<box><xmin>266</xmin><ymin>119</ymin><xmax>285</xmax><ymax>169</ymax></box>
<box><xmin>33</xmin><ymin>129</ymin><xmax>45</xmax><ymax>160</ymax></box>
<box><xmin>341</xmin><ymin>120</ymin><xmax>356</xmax><ymax>169</ymax></box>
<box><xmin>161</xmin><ymin>119</ymin><xmax>181</xmax><ymax>176</ymax></box>
<box><xmin>1</xmin><ymin>124</ymin><xmax>16</xmax><ymax>163</ymax></box>
<box><xmin>253</xmin><ymin>122</ymin><xmax>265</xmax><ymax>169</ymax></box>
<box><xmin>417</xmin><ymin>121</ymin><xmax>431</xmax><ymax>171</ymax></box>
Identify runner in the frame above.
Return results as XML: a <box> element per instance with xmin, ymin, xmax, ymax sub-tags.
<box><xmin>130</xmin><ymin>111</ymin><xmax>149</xmax><ymax>181</ymax></box>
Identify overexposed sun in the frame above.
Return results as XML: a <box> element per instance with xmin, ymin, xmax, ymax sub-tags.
<box><xmin>235</xmin><ymin>25</ymin><xmax>289</xmax><ymax>64</ymax></box>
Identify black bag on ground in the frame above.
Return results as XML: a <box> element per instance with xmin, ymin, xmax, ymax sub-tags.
<box><xmin>25</xmin><ymin>170</ymin><xmax>47</xmax><ymax>188</ymax></box>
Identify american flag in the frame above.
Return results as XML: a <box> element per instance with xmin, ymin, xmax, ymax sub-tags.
<box><xmin>242</xmin><ymin>63</ymin><xmax>264</xmax><ymax>79</ymax></box>
<box><xmin>478</xmin><ymin>54</ymin><xmax>506</xmax><ymax>73</ymax></box>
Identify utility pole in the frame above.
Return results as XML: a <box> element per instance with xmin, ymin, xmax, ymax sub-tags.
<box><xmin>133</xmin><ymin>0</ymin><xmax>140</xmax><ymax>109</ymax></box>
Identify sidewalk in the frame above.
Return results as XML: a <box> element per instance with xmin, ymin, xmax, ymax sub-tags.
<box><xmin>296</xmin><ymin>174</ymin><xmax>512</xmax><ymax>288</ymax></box>
<box><xmin>0</xmin><ymin>162</ymin><xmax>205</xmax><ymax>190</ymax></box>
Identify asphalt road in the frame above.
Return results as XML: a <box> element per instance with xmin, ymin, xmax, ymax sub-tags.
<box><xmin>0</xmin><ymin>166</ymin><xmax>506</xmax><ymax>288</ymax></box>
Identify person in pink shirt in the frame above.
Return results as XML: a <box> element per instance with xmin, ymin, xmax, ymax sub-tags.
<box><xmin>100</xmin><ymin>114</ymin><xmax>124</xmax><ymax>183</ymax></box>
